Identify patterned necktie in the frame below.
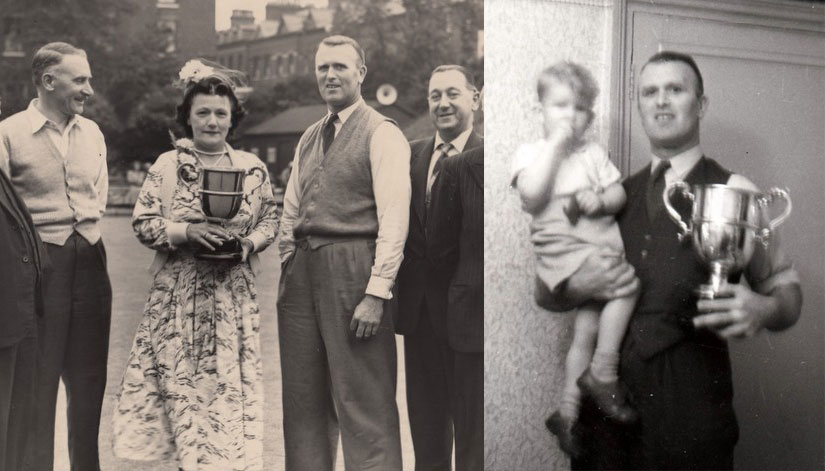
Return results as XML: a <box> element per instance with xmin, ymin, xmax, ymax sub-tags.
<box><xmin>646</xmin><ymin>160</ymin><xmax>671</xmax><ymax>218</ymax></box>
<box><xmin>426</xmin><ymin>143</ymin><xmax>452</xmax><ymax>208</ymax></box>
<box><xmin>322</xmin><ymin>113</ymin><xmax>338</xmax><ymax>154</ymax></box>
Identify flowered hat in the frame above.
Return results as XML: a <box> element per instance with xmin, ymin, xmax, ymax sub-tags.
<box><xmin>175</xmin><ymin>58</ymin><xmax>251</xmax><ymax>103</ymax></box>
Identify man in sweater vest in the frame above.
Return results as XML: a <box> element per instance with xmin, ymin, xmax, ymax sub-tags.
<box><xmin>544</xmin><ymin>52</ymin><xmax>802</xmax><ymax>469</ymax></box>
<box><xmin>276</xmin><ymin>35</ymin><xmax>411</xmax><ymax>471</ymax></box>
<box><xmin>0</xmin><ymin>42</ymin><xmax>111</xmax><ymax>471</ymax></box>
<box><xmin>395</xmin><ymin>65</ymin><xmax>482</xmax><ymax>471</ymax></box>
<box><xmin>0</xmin><ymin>95</ymin><xmax>45</xmax><ymax>471</ymax></box>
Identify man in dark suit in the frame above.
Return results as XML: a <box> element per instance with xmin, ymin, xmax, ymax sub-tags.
<box><xmin>429</xmin><ymin>143</ymin><xmax>484</xmax><ymax>471</ymax></box>
<box><xmin>0</xmin><ymin>95</ymin><xmax>45</xmax><ymax>471</ymax></box>
<box><xmin>395</xmin><ymin>65</ymin><xmax>482</xmax><ymax>471</ymax></box>
<box><xmin>544</xmin><ymin>51</ymin><xmax>802</xmax><ymax>470</ymax></box>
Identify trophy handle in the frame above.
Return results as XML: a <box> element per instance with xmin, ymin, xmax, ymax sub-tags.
<box><xmin>663</xmin><ymin>181</ymin><xmax>693</xmax><ymax>242</ymax></box>
<box><xmin>756</xmin><ymin>187</ymin><xmax>792</xmax><ymax>247</ymax></box>
<box><xmin>177</xmin><ymin>163</ymin><xmax>200</xmax><ymax>188</ymax></box>
<box><xmin>243</xmin><ymin>166</ymin><xmax>267</xmax><ymax>203</ymax></box>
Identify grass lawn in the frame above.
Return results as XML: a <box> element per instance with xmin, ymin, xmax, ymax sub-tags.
<box><xmin>50</xmin><ymin>215</ymin><xmax>414</xmax><ymax>470</ymax></box>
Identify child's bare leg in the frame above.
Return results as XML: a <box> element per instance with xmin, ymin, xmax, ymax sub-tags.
<box><xmin>590</xmin><ymin>292</ymin><xmax>639</xmax><ymax>383</ymax></box>
<box><xmin>560</xmin><ymin>305</ymin><xmax>600</xmax><ymax>420</ymax></box>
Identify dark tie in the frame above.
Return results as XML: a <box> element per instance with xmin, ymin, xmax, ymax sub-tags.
<box><xmin>322</xmin><ymin>113</ymin><xmax>338</xmax><ymax>154</ymax></box>
<box><xmin>426</xmin><ymin>143</ymin><xmax>452</xmax><ymax>208</ymax></box>
<box><xmin>646</xmin><ymin>160</ymin><xmax>671</xmax><ymax>218</ymax></box>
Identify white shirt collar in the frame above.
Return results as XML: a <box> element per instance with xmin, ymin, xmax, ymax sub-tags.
<box><xmin>326</xmin><ymin>97</ymin><xmax>364</xmax><ymax>125</ymax></box>
<box><xmin>651</xmin><ymin>145</ymin><xmax>703</xmax><ymax>182</ymax></box>
<box><xmin>434</xmin><ymin>127</ymin><xmax>474</xmax><ymax>154</ymax></box>
<box><xmin>25</xmin><ymin>99</ymin><xmax>78</xmax><ymax>135</ymax></box>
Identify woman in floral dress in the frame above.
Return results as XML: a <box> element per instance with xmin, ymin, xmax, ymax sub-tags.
<box><xmin>112</xmin><ymin>61</ymin><xmax>277</xmax><ymax>471</ymax></box>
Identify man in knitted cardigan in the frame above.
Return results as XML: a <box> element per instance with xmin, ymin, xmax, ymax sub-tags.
<box><xmin>276</xmin><ymin>35</ymin><xmax>411</xmax><ymax>470</ymax></box>
<box><xmin>0</xmin><ymin>42</ymin><xmax>111</xmax><ymax>471</ymax></box>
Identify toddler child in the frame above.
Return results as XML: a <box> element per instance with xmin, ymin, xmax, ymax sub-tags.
<box><xmin>511</xmin><ymin>62</ymin><xmax>640</xmax><ymax>457</ymax></box>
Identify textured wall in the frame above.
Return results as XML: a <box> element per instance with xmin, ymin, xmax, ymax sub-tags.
<box><xmin>484</xmin><ymin>1</ymin><xmax>615</xmax><ymax>470</ymax></box>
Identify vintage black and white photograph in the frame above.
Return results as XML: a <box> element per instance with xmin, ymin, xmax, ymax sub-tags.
<box><xmin>485</xmin><ymin>0</ymin><xmax>824</xmax><ymax>470</ymax></box>
<box><xmin>0</xmin><ymin>0</ymin><xmax>482</xmax><ymax>469</ymax></box>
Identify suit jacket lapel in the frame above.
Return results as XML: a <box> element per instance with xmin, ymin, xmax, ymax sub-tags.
<box><xmin>412</xmin><ymin>137</ymin><xmax>435</xmax><ymax>228</ymax></box>
<box><xmin>464</xmin><ymin>131</ymin><xmax>483</xmax><ymax>153</ymax></box>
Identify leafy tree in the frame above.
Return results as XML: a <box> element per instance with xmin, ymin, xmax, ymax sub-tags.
<box><xmin>0</xmin><ymin>0</ymin><xmax>137</xmax><ymax>115</ymax></box>
<box><xmin>239</xmin><ymin>74</ymin><xmax>320</xmax><ymax>133</ymax></box>
<box><xmin>331</xmin><ymin>0</ymin><xmax>483</xmax><ymax>113</ymax></box>
<box><xmin>0</xmin><ymin>0</ymin><xmax>182</xmax><ymax>168</ymax></box>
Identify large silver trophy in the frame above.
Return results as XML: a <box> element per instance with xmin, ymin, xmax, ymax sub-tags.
<box><xmin>664</xmin><ymin>183</ymin><xmax>791</xmax><ymax>299</ymax></box>
<box><xmin>177</xmin><ymin>164</ymin><xmax>266</xmax><ymax>260</ymax></box>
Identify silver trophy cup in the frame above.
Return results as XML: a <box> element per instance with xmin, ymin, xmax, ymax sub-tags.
<box><xmin>177</xmin><ymin>164</ymin><xmax>266</xmax><ymax>260</ymax></box>
<box><xmin>664</xmin><ymin>182</ymin><xmax>792</xmax><ymax>299</ymax></box>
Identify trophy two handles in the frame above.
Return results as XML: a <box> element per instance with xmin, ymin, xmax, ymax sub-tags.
<box><xmin>663</xmin><ymin>181</ymin><xmax>694</xmax><ymax>242</ymax></box>
<box><xmin>243</xmin><ymin>166</ymin><xmax>267</xmax><ymax>204</ymax></box>
<box><xmin>177</xmin><ymin>163</ymin><xmax>200</xmax><ymax>188</ymax></box>
<box><xmin>755</xmin><ymin>187</ymin><xmax>792</xmax><ymax>247</ymax></box>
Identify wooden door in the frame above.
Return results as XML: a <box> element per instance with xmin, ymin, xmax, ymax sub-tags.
<box><xmin>613</xmin><ymin>1</ymin><xmax>825</xmax><ymax>468</ymax></box>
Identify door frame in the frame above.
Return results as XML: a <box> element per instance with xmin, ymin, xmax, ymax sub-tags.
<box><xmin>608</xmin><ymin>0</ymin><xmax>825</xmax><ymax>175</ymax></box>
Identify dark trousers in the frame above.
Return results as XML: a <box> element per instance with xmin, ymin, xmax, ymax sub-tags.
<box><xmin>572</xmin><ymin>337</ymin><xmax>737</xmax><ymax>470</ymax></box>
<box><xmin>24</xmin><ymin>233</ymin><xmax>112</xmax><ymax>471</ymax></box>
<box><xmin>404</xmin><ymin>309</ymin><xmax>483</xmax><ymax>471</ymax></box>
<box><xmin>0</xmin><ymin>334</ymin><xmax>37</xmax><ymax>471</ymax></box>
<box><xmin>277</xmin><ymin>239</ymin><xmax>402</xmax><ymax>471</ymax></box>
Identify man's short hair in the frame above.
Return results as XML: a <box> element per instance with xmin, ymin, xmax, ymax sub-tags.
<box><xmin>641</xmin><ymin>51</ymin><xmax>704</xmax><ymax>97</ymax></box>
<box><xmin>32</xmin><ymin>42</ymin><xmax>87</xmax><ymax>88</ymax></box>
<box><xmin>318</xmin><ymin>35</ymin><xmax>366</xmax><ymax>67</ymax></box>
<box><xmin>431</xmin><ymin>64</ymin><xmax>478</xmax><ymax>92</ymax></box>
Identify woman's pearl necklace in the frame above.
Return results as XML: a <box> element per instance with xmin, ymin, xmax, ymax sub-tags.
<box><xmin>194</xmin><ymin>147</ymin><xmax>228</xmax><ymax>166</ymax></box>
<box><xmin>193</xmin><ymin>147</ymin><xmax>225</xmax><ymax>156</ymax></box>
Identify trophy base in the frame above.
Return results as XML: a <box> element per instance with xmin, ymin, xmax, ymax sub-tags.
<box><xmin>194</xmin><ymin>251</ymin><xmax>242</xmax><ymax>261</ymax></box>
<box><xmin>694</xmin><ymin>285</ymin><xmax>735</xmax><ymax>300</ymax></box>
<box><xmin>193</xmin><ymin>239</ymin><xmax>242</xmax><ymax>261</ymax></box>
<box><xmin>678</xmin><ymin>286</ymin><xmax>736</xmax><ymax>331</ymax></box>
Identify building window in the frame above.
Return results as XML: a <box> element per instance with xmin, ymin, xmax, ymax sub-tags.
<box><xmin>269</xmin><ymin>54</ymin><xmax>278</xmax><ymax>78</ymax></box>
<box><xmin>267</xmin><ymin>147</ymin><xmax>277</xmax><ymax>164</ymax></box>
<box><xmin>2</xmin><ymin>17</ymin><xmax>24</xmax><ymax>58</ymax></box>
<box><xmin>250</xmin><ymin>147</ymin><xmax>260</xmax><ymax>157</ymax></box>
<box><xmin>262</xmin><ymin>57</ymin><xmax>270</xmax><ymax>79</ymax></box>
<box><xmin>157</xmin><ymin>19</ymin><xmax>177</xmax><ymax>54</ymax></box>
<box><xmin>288</xmin><ymin>53</ymin><xmax>297</xmax><ymax>76</ymax></box>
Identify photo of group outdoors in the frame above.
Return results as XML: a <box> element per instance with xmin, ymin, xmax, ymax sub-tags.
<box><xmin>0</xmin><ymin>0</ymin><xmax>822</xmax><ymax>471</ymax></box>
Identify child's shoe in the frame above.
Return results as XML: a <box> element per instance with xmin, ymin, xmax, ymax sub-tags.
<box><xmin>577</xmin><ymin>368</ymin><xmax>639</xmax><ymax>424</ymax></box>
<box><xmin>545</xmin><ymin>410</ymin><xmax>582</xmax><ymax>458</ymax></box>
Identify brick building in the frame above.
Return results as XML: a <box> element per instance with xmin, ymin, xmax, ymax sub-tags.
<box><xmin>121</xmin><ymin>0</ymin><xmax>216</xmax><ymax>60</ymax></box>
<box><xmin>215</xmin><ymin>3</ymin><xmax>334</xmax><ymax>89</ymax></box>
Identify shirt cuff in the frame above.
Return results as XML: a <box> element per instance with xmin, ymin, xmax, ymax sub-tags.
<box><xmin>365</xmin><ymin>276</ymin><xmax>394</xmax><ymax>300</ymax></box>
<box><xmin>167</xmin><ymin>222</ymin><xmax>189</xmax><ymax>247</ymax></box>
<box><xmin>246</xmin><ymin>231</ymin><xmax>269</xmax><ymax>252</ymax></box>
<box><xmin>278</xmin><ymin>239</ymin><xmax>295</xmax><ymax>264</ymax></box>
